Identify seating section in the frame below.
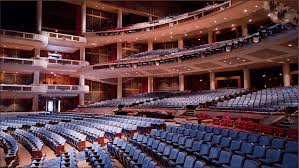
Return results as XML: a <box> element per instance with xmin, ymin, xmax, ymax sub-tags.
<box><xmin>12</xmin><ymin>129</ymin><xmax>44</xmax><ymax>158</ymax></box>
<box><xmin>119</xmin><ymin>48</ymin><xmax>180</xmax><ymax>61</ymax></box>
<box><xmin>30</xmin><ymin>154</ymin><xmax>46</xmax><ymax>168</ymax></box>
<box><xmin>85</xmin><ymin>142</ymin><xmax>116</xmax><ymax>168</ymax></box>
<box><xmin>87</xmin><ymin>91</ymin><xmax>177</xmax><ymax>108</ymax></box>
<box><xmin>30</xmin><ymin>127</ymin><xmax>66</xmax><ymax>155</ymax></box>
<box><xmin>0</xmin><ymin>131</ymin><xmax>19</xmax><ymax>165</ymax></box>
<box><xmin>139</xmin><ymin>89</ymin><xmax>247</xmax><ymax>108</ymax></box>
<box><xmin>45</xmin><ymin>124</ymin><xmax>87</xmax><ymax>151</ymax></box>
<box><xmin>212</xmin><ymin>86</ymin><xmax>299</xmax><ymax>112</ymax></box>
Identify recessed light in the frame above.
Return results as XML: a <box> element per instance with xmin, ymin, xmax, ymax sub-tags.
<box><xmin>244</xmin><ymin>9</ymin><xmax>248</xmax><ymax>13</ymax></box>
<box><xmin>199</xmin><ymin>79</ymin><xmax>203</xmax><ymax>82</ymax></box>
<box><xmin>262</xmin><ymin>75</ymin><xmax>266</xmax><ymax>77</ymax></box>
<box><xmin>224</xmin><ymin>17</ymin><xmax>227</xmax><ymax>20</ymax></box>
<box><xmin>198</xmin><ymin>38</ymin><xmax>201</xmax><ymax>41</ymax></box>
<box><xmin>288</xmin><ymin>44</ymin><xmax>293</xmax><ymax>47</ymax></box>
<box><xmin>229</xmin><ymin>62</ymin><xmax>232</xmax><ymax>64</ymax></box>
<box><xmin>236</xmin><ymin>57</ymin><xmax>240</xmax><ymax>60</ymax></box>
<box><xmin>50</xmin><ymin>72</ymin><xmax>54</xmax><ymax>74</ymax></box>
<box><xmin>170</xmin><ymin>32</ymin><xmax>173</xmax><ymax>34</ymax></box>
<box><xmin>187</xmin><ymin>69</ymin><xmax>191</xmax><ymax>71</ymax></box>
<box><xmin>268</xmin><ymin>13</ymin><xmax>271</xmax><ymax>17</ymax></box>
<box><xmin>172</xmin><ymin>69</ymin><xmax>176</xmax><ymax>70</ymax></box>
<box><xmin>255</xmin><ymin>5</ymin><xmax>258</xmax><ymax>8</ymax></box>
<box><xmin>279</xmin><ymin>73</ymin><xmax>282</xmax><ymax>76</ymax></box>
<box><xmin>286</xmin><ymin>58</ymin><xmax>290</xmax><ymax>61</ymax></box>
<box><xmin>199</xmin><ymin>31</ymin><xmax>202</xmax><ymax>33</ymax></box>
<box><xmin>154</xmin><ymin>37</ymin><xmax>157</xmax><ymax>40</ymax></box>
<box><xmin>215</xmin><ymin>28</ymin><xmax>218</xmax><ymax>30</ymax></box>
<box><xmin>223</xmin><ymin>60</ymin><xmax>227</xmax><ymax>63</ymax></box>
<box><xmin>170</xmin><ymin>36</ymin><xmax>173</xmax><ymax>38</ymax></box>
<box><xmin>214</xmin><ymin>20</ymin><xmax>217</xmax><ymax>23</ymax></box>
<box><xmin>248</xmin><ymin>19</ymin><xmax>252</xmax><ymax>22</ymax></box>
<box><xmin>184</xmin><ymin>34</ymin><xmax>188</xmax><ymax>36</ymax></box>
<box><xmin>231</xmin><ymin>24</ymin><xmax>235</xmax><ymax>27</ymax></box>
<box><xmin>242</xmin><ymin>59</ymin><xmax>246</xmax><ymax>62</ymax></box>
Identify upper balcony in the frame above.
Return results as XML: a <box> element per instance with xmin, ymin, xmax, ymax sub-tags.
<box><xmin>0</xmin><ymin>84</ymin><xmax>89</xmax><ymax>94</ymax></box>
<box><xmin>81</xmin><ymin>25</ymin><xmax>298</xmax><ymax>79</ymax></box>
<box><xmin>85</xmin><ymin>1</ymin><xmax>265</xmax><ymax>46</ymax></box>
<box><xmin>0</xmin><ymin>29</ymin><xmax>48</xmax><ymax>48</ymax></box>
<box><xmin>0</xmin><ymin>56</ymin><xmax>88</xmax><ymax>73</ymax></box>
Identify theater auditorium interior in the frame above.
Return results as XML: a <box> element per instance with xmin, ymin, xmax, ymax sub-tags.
<box><xmin>0</xmin><ymin>0</ymin><xmax>298</xmax><ymax>167</ymax></box>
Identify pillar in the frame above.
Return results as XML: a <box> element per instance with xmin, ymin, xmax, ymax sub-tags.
<box><xmin>32</xmin><ymin>95</ymin><xmax>39</xmax><ymax>111</ymax></box>
<box><xmin>79</xmin><ymin>93</ymin><xmax>85</xmax><ymax>106</ymax></box>
<box><xmin>148</xmin><ymin>41</ymin><xmax>153</xmax><ymax>51</ymax></box>
<box><xmin>209</xmin><ymin>71</ymin><xmax>215</xmax><ymax>90</ymax></box>
<box><xmin>81</xmin><ymin>0</ymin><xmax>86</xmax><ymax>33</ymax></box>
<box><xmin>33</xmin><ymin>71</ymin><xmax>40</xmax><ymax>85</ymax></box>
<box><xmin>243</xmin><ymin>67</ymin><xmax>250</xmax><ymax>89</ymax></box>
<box><xmin>283</xmin><ymin>64</ymin><xmax>291</xmax><ymax>86</ymax></box>
<box><xmin>148</xmin><ymin>16</ymin><xmax>153</xmax><ymax>22</ymax></box>
<box><xmin>148</xmin><ymin>77</ymin><xmax>154</xmax><ymax>93</ymax></box>
<box><xmin>242</xmin><ymin>23</ymin><xmax>248</xmax><ymax>37</ymax></box>
<box><xmin>80</xmin><ymin>47</ymin><xmax>85</xmax><ymax>61</ymax></box>
<box><xmin>79</xmin><ymin>76</ymin><xmax>85</xmax><ymax>86</ymax></box>
<box><xmin>34</xmin><ymin>48</ymin><xmax>40</xmax><ymax>58</ymax></box>
<box><xmin>178</xmin><ymin>38</ymin><xmax>184</xmax><ymax>49</ymax></box>
<box><xmin>117</xmin><ymin>77</ymin><xmax>122</xmax><ymax>98</ymax></box>
<box><xmin>117</xmin><ymin>43</ymin><xmax>122</xmax><ymax>59</ymax></box>
<box><xmin>117</xmin><ymin>9</ymin><xmax>123</xmax><ymax>28</ymax></box>
<box><xmin>179</xmin><ymin>75</ymin><xmax>184</xmax><ymax>91</ymax></box>
<box><xmin>208</xmin><ymin>30</ymin><xmax>214</xmax><ymax>44</ymax></box>
<box><xmin>36</xmin><ymin>0</ymin><xmax>42</xmax><ymax>33</ymax></box>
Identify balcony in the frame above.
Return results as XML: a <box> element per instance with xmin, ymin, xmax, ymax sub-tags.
<box><xmin>46</xmin><ymin>58</ymin><xmax>89</xmax><ymax>66</ymax></box>
<box><xmin>0</xmin><ymin>29</ymin><xmax>48</xmax><ymax>47</ymax></box>
<box><xmin>0</xmin><ymin>57</ymin><xmax>48</xmax><ymax>72</ymax></box>
<box><xmin>43</xmin><ymin>31</ymin><xmax>87</xmax><ymax>48</ymax></box>
<box><xmin>0</xmin><ymin>84</ymin><xmax>89</xmax><ymax>93</ymax></box>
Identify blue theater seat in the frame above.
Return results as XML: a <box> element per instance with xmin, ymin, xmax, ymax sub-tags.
<box><xmin>217</xmin><ymin>137</ymin><xmax>231</xmax><ymax>148</ymax></box>
<box><xmin>227</xmin><ymin>140</ymin><xmax>242</xmax><ymax>152</ymax></box>
<box><xmin>211</xmin><ymin>150</ymin><xmax>232</xmax><ymax>166</ymax></box>
<box><xmin>247</xmin><ymin>134</ymin><xmax>260</xmax><ymax>144</ymax></box>
<box><xmin>179</xmin><ymin>155</ymin><xmax>196</xmax><ymax>168</ymax></box>
<box><xmin>185</xmin><ymin>140</ymin><xmax>201</xmax><ymax>154</ymax></box>
<box><xmin>178</xmin><ymin>138</ymin><xmax>193</xmax><ymax>151</ymax></box>
<box><xmin>228</xmin><ymin>130</ymin><xmax>239</xmax><ymax>139</ymax></box>
<box><xmin>194</xmin><ymin>143</ymin><xmax>210</xmax><ymax>159</ymax></box>
<box><xmin>208</xmin><ymin>146</ymin><xmax>221</xmax><ymax>160</ymax></box>
<box><xmin>259</xmin><ymin>148</ymin><xmax>282</xmax><ymax>165</ymax></box>
<box><xmin>168</xmin><ymin>152</ymin><xmax>187</xmax><ymax>167</ymax></box>
<box><xmin>194</xmin><ymin>160</ymin><xmax>207</xmax><ymax>168</ymax></box>
<box><xmin>273</xmin><ymin>153</ymin><xmax>298</xmax><ymax>168</ymax></box>
<box><xmin>270</xmin><ymin>138</ymin><xmax>285</xmax><ymax>149</ymax></box>
<box><xmin>247</xmin><ymin>145</ymin><xmax>266</xmax><ymax>159</ymax></box>
<box><xmin>237</xmin><ymin>131</ymin><xmax>248</xmax><ymax>141</ymax></box>
<box><xmin>223</xmin><ymin>154</ymin><xmax>245</xmax><ymax>168</ymax></box>
<box><xmin>235</xmin><ymin>142</ymin><xmax>254</xmax><ymax>155</ymax></box>
<box><xmin>258</xmin><ymin>135</ymin><xmax>273</xmax><ymax>146</ymax></box>
<box><xmin>243</xmin><ymin>159</ymin><xmax>260</xmax><ymax>168</ymax></box>
<box><xmin>283</xmin><ymin>140</ymin><xmax>298</xmax><ymax>153</ymax></box>
<box><xmin>221</xmin><ymin>129</ymin><xmax>230</xmax><ymax>137</ymax></box>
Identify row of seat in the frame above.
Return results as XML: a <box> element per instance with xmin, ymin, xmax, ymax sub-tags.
<box><xmin>12</xmin><ymin>129</ymin><xmax>43</xmax><ymax>158</ymax></box>
<box><xmin>85</xmin><ymin>143</ymin><xmax>116</xmax><ymax>168</ymax></box>
<box><xmin>59</xmin><ymin>122</ymin><xmax>105</xmax><ymax>144</ymax></box>
<box><xmin>105</xmin><ymin>115</ymin><xmax>165</xmax><ymax>126</ymax></box>
<box><xmin>30</xmin><ymin>127</ymin><xmax>66</xmax><ymax>155</ymax></box>
<box><xmin>71</xmin><ymin>120</ymin><xmax>122</xmax><ymax>140</ymax></box>
<box><xmin>45</xmin><ymin>124</ymin><xmax>86</xmax><ymax>151</ymax></box>
<box><xmin>107</xmin><ymin>138</ymin><xmax>160</xmax><ymax>168</ymax></box>
<box><xmin>0</xmin><ymin>131</ymin><xmax>18</xmax><ymax>165</ymax></box>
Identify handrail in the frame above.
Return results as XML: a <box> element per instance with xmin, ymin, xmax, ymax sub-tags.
<box><xmin>0</xmin><ymin>56</ymin><xmax>34</xmax><ymax>65</ymax></box>
<box><xmin>89</xmin><ymin>1</ymin><xmax>231</xmax><ymax>36</ymax></box>
<box><xmin>0</xmin><ymin>29</ymin><xmax>36</xmax><ymax>39</ymax></box>
<box><xmin>47</xmin><ymin>58</ymin><xmax>89</xmax><ymax>66</ymax></box>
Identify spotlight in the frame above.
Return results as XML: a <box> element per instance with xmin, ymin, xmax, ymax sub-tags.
<box><xmin>133</xmin><ymin>64</ymin><xmax>137</xmax><ymax>68</ymax></box>
<box><xmin>253</xmin><ymin>34</ymin><xmax>260</xmax><ymax>43</ymax></box>
<box><xmin>225</xmin><ymin>44</ymin><xmax>232</xmax><ymax>52</ymax></box>
<box><xmin>111</xmin><ymin>65</ymin><xmax>115</xmax><ymax>70</ymax></box>
<box><xmin>155</xmin><ymin>61</ymin><xmax>160</xmax><ymax>66</ymax></box>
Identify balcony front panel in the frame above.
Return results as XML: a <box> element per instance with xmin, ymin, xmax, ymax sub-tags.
<box><xmin>0</xmin><ymin>29</ymin><xmax>48</xmax><ymax>48</ymax></box>
<box><xmin>43</xmin><ymin>31</ymin><xmax>87</xmax><ymax>48</ymax></box>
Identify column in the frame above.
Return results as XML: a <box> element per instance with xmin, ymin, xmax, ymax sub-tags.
<box><xmin>243</xmin><ymin>67</ymin><xmax>250</xmax><ymax>89</ymax></box>
<box><xmin>148</xmin><ymin>41</ymin><xmax>153</xmax><ymax>51</ymax></box>
<box><xmin>36</xmin><ymin>0</ymin><xmax>42</xmax><ymax>33</ymax></box>
<box><xmin>208</xmin><ymin>30</ymin><xmax>214</xmax><ymax>44</ymax></box>
<box><xmin>80</xmin><ymin>47</ymin><xmax>85</xmax><ymax>61</ymax></box>
<box><xmin>179</xmin><ymin>74</ymin><xmax>184</xmax><ymax>91</ymax></box>
<box><xmin>79</xmin><ymin>76</ymin><xmax>85</xmax><ymax>106</ymax></box>
<box><xmin>117</xmin><ymin>43</ymin><xmax>122</xmax><ymax>59</ymax></box>
<box><xmin>117</xmin><ymin>77</ymin><xmax>122</xmax><ymax>98</ymax></box>
<box><xmin>32</xmin><ymin>95</ymin><xmax>39</xmax><ymax>111</ymax></box>
<box><xmin>148</xmin><ymin>76</ymin><xmax>154</xmax><ymax>93</ymax></box>
<box><xmin>242</xmin><ymin>23</ymin><xmax>248</xmax><ymax>37</ymax></box>
<box><xmin>117</xmin><ymin>9</ymin><xmax>123</xmax><ymax>28</ymax></box>
<box><xmin>178</xmin><ymin>38</ymin><xmax>184</xmax><ymax>49</ymax></box>
<box><xmin>34</xmin><ymin>48</ymin><xmax>40</xmax><ymax>58</ymax></box>
<box><xmin>33</xmin><ymin>71</ymin><xmax>40</xmax><ymax>85</ymax></box>
<box><xmin>81</xmin><ymin>0</ymin><xmax>86</xmax><ymax>33</ymax></box>
<box><xmin>283</xmin><ymin>64</ymin><xmax>291</xmax><ymax>86</ymax></box>
<box><xmin>148</xmin><ymin>16</ymin><xmax>153</xmax><ymax>22</ymax></box>
<box><xmin>209</xmin><ymin>71</ymin><xmax>215</xmax><ymax>90</ymax></box>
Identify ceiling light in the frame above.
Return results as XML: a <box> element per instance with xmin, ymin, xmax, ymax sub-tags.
<box><xmin>262</xmin><ymin>75</ymin><xmax>266</xmax><ymax>77</ymax></box>
<box><xmin>255</xmin><ymin>5</ymin><xmax>258</xmax><ymax>8</ymax></box>
<box><xmin>170</xmin><ymin>32</ymin><xmax>173</xmax><ymax>34</ymax></box>
<box><xmin>154</xmin><ymin>37</ymin><xmax>157</xmax><ymax>40</ymax></box>
<box><xmin>279</xmin><ymin>73</ymin><xmax>282</xmax><ymax>76</ymax></box>
<box><xmin>267</xmin><ymin>13</ymin><xmax>271</xmax><ymax>17</ymax></box>
<box><xmin>229</xmin><ymin>62</ymin><xmax>232</xmax><ymax>65</ymax></box>
<box><xmin>214</xmin><ymin>20</ymin><xmax>217</xmax><ymax>23</ymax></box>
<box><xmin>288</xmin><ymin>44</ymin><xmax>293</xmax><ymax>47</ymax></box>
<box><xmin>248</xmin><ymin>19</ymin><xmax>252</xmax><ymax>22</ymax></box>
<box><xmin>172</xmin><ymin>69</ymin><xmax>176</xmax><ymax>71</ymax></box>
<box><xmin>187</xmin><ymin>69</ymin><xmax>191</xmax><ymax>71</ymax></box>
<box><xmin>215</xmin><ymin>28</ymin><xmax>218</xmax><ymax>30</ymax></box>
<box><xmin>286</xmin><ymin>58</ymin><xmax>290</xmax><ymax>61</ymax></box>
<box><xmin>50</xmin><ymin>72</ymin><xmax>54</xmax><ymax>74</ymax></box>
<box><xmin>231</xmin><ymin>24</ymin><xmax>235</xmax><ymax>27</ymax></box>
<box><xmin>242</xmin><ymin>60</ymin><xmax>246</xmax><ymax>62</ymax></box>
<box><xmin>170</xmin><ymin>36</ymin><xmax>173</xmax><ymax>38</ymax></box>
<box><xmin>236</xmin><ymin>57</ymin><xmax>240</xmax><ymax>60</ymax></box>
<box><xmin>223</xmin><ymin>60</ymin><xmax>227</xmax><ymax>63</ymax></box>
<box><xmin>199</xmin><ymin>31</ymin><xmax>202</xmax><ymax>34</ymax></box>
<box><xmin>184</xmin><ymin>34</ymin><xmax>188</xmax><ymax>36</ymax></box>
<box><xmin>244</xmin><ymin>9</ymin><xmax>248</xmax><ymax>13</ymax></box>
<box><xmin>224</xmin><ymin>17</ymin><xmax>227</xmax><ymax>20</ymax></box>
<box><xmin>198</xmin><ymin>38</ymin><xmax>201</xmax><ymax>41</ymax></box>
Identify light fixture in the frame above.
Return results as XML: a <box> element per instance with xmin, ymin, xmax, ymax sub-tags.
<box><xmin>262</xmin><ymin>74</ymin><xmax>266</xmax><ymax>77</ymax></box>
<box><xmin>154</xmin><ymin>37</ymin><xmax>157</xmax><ymax>40</ymax></box>
<box><xmin>187</xmin><ymin>69</ymin><xmax>191</xmax><ymax>71</ymax></box>
<box><xmin>242</xmin><ymin>59</ymin><xmax>246</xmax><ymax>62</ymax></box>
<box><xmin>214</xmin><ymin>20</ymin><xmax>217</xmax><ymax>23</ymax></box>
<box><xmin>255</xmin><ymin>5</ymin><xmax>258</xmax><ymax>8</ymax></box>
<box><xmin>199</xmin><ymin>79</ymin><xmax>203</xmax><ymax>82</ymax></box>
<box><xmin>279</xmin><ymin>73</ymin><xmax>282</xmax><ymax>76</ymax></box>
<box><xmin>267</xmin><ymin>13</ymin><xmax>271</xmax><ymax>17</ymax></box>
<box><xmin>155</xmin><ymin>61</ymin><xmax>160</xmax><ymax>66</ymax></box>
<box><xmin>236</xmin><ymin>57</ymin><xmax>240</xmax><ymax>60</ymax></box>
<box><xmin>288</xmin><ymin>44</ymin><xmax>293</xmax><ymax>47</ymax></box>
<box><xmin>286</xmin><ymin>58</ymin><xmax>290</xmax><ymax>61</ymax></box>
<box><xmin>244</xmin><ymin>9</ymin><xmax>248</xmax><ymax>13</ymax></box>
<box><xmin>215</xmin><ymin>28</ymin><xmax>218</xmax><ymax>30</ymax></box>
<box><xmin>199</xmin><ymin>31</ymin><xmax>202</xmax><ymax>34</ymax></box>
<box><xmin>198</xmin><ymin>38</ymin><xmax>201</xmax><ymax>41</ymax></box>
<box><xmin>248</xmin><ymin>19</ymin><xmax>252</xmax><ymax>22</ymax></box>
<box><xmin>224</xmin><ymin>17</ymin><xmax>227</xmax><ymax>20</ymax></box>
<box><xmin>231</xmin><ymin>24</ymin><xmax>235</xmax><ymax>27</ymax></box>
<box><xmin>170</xmin><ymin>36</ymin><xmax>173</xmax><ymax>38</ymax></box>
<box><xmin>184</xmin><ymin>34</ymin><xmax>188</xmax><ymax>36</ymax></box>
<box><xmin>223</xmin><ymin>60</ymin><xmax>227</xmax><ymax>63</ymax></box>
<box><xmin>170</xmin><ymin>32</ymin><xmax>173</xmax><ymax>34</ymax></box>
<box><xmin>50</xmin><ymin>72</ymin><xmax>54</xmax><ymax>74</ymax></box>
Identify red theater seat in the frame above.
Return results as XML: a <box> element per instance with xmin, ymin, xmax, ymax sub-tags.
<box><xmin>287</xmin><ymin>128</ymin><xmax>298</xmax><ymax>139</ymax></box>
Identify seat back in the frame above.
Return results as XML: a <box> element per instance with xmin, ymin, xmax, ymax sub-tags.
<box><xmin>229</xmin><ymin>155</ymin><xmax>245</xmax><ymax>168</ymax></box>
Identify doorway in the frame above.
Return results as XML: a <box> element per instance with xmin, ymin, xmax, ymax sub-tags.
<box><xmin>46</xmin><ymin>99</ymin><xmax>60</xmax><ymax>112</ymax></box>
